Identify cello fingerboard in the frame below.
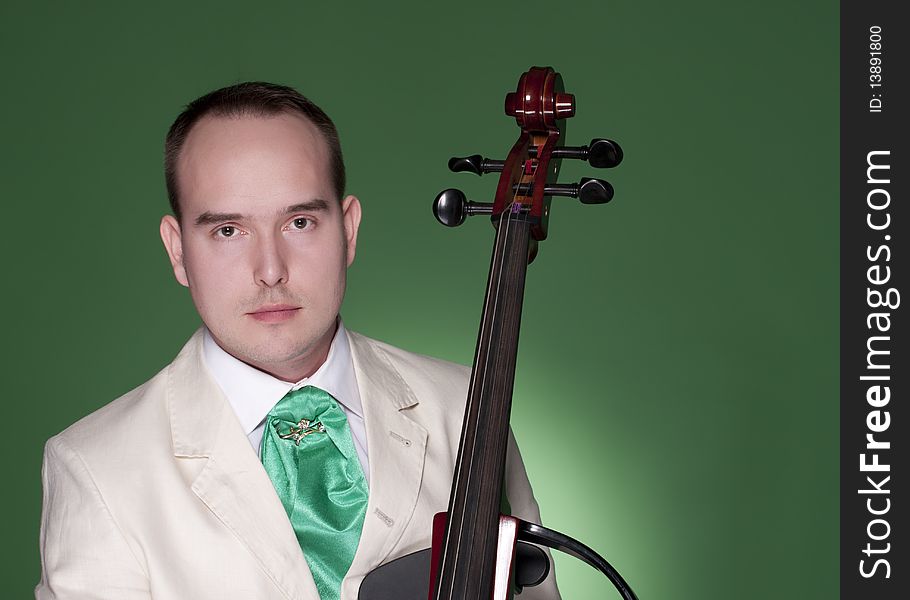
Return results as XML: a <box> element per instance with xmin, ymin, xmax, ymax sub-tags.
<box><xmin>434</xmin><ymin>212</ymin><xmax>532</xmax><ymax>600</ymax></box>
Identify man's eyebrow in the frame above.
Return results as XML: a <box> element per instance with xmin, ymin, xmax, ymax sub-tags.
<box><xmin>192</xmin><ymin>200</ymin><xmax>331</xmax><ymax>226</ymax></box>
<box><xmin>284</xmin><ymin>199</ymin><xmax>330</xmax><ymax>213</ymax></box>
<box><xmin>194</xmin><ymin>211</ymin><xmax>244</xmax><ymax>226</ymax></box>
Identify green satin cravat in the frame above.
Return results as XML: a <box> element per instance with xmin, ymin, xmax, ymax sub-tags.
<box><xmin>260</xmin><ymin>386</ymin><xmax>368</xmax><ymax>600</ymax></box>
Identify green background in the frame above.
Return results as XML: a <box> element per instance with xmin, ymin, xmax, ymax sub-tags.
<box><xmin>1</xmin><ymin>1</ymin><xmax>838</xmax><ymax>598</ymax></box>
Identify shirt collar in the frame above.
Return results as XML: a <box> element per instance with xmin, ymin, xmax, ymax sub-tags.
<box><xmin>202</xmin><ymin>322</ymin><xmax>363</xmax><ymax>436</ymax></box>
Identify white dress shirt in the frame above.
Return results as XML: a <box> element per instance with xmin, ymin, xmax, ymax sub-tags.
<box><xmin>201</xmin><ymin>322</ymin><xmax>370</xmax><ymax>483</ymax></box>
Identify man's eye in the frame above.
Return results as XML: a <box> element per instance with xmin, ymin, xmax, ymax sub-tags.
<box><xmin>218</xmin><ymin>226</ymin><xmax>236</xmax><ymax>237</ymax></box>
<box><xmin>291</xmin><ymin>217</ymin><xmax>311</xmax><ymax>230</ymax></box>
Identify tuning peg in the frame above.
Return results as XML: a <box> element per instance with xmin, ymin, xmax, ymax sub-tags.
<box><xmin>575</xmin><ymin>178</ymin><xmax>614</xmax><ymax>203</ymax></box>
<box><xmin>448</xmin><ymin>155</ymin><xmax>506</xmax><ymax>176</ymax></box>
<box><xmin>530</xmin><ymin>138</ymin><xmax>623</xmax><ymax>168</ymax></box>
<box><xmin>433</xmin><ymin>189</ymin><xmax>494</xmax><ymax>227</ymax></box>
<box><xmin>583</xmin><ymin>138</ymin><xmax>623</xmax><ymax>168</ymax></box>
<box><xmin>541</xmin><ymin>178</ymin><xmax>614</xmax><ymax>204</ymax></box>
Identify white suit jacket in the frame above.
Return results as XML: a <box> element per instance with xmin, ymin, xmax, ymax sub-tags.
<box><xmin>36</xmin><ymin>330</ymin><xmax>558</xmax><ymax>600</ymax></box>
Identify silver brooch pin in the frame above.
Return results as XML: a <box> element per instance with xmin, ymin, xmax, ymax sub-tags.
<box><xmin>274</xmin><ymin>418</ymin><xmax>326</xmax><ymax>445</ymax></box>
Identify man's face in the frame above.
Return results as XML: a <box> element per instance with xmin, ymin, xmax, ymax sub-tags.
<box><xmin>160</xmin><ymin>113</ymin><xmax>361</xmax><ymax>381</ymax></box>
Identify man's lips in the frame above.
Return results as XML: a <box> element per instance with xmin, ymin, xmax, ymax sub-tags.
<box><xmin>247</xmin><ymin>305</ymin><xmax>301</xmax><ymax>323</ymax></box>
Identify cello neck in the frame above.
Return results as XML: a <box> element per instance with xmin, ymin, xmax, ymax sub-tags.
<box><xmin>434</xmin><ymin>208</ymin><xmax>532</xmax><ymax>600</ymax></box>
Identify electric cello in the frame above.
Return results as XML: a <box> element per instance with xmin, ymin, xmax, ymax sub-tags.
<box><xmin>361</xmin><ymin>67</ymin><xmax>638</xmax><ymax>600</ymax></box>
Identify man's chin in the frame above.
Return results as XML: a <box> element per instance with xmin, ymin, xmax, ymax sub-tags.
<box><xmin>237</xmin><ymin>337</ymin><xmax>330</xmax><ymax>380</ymax></box>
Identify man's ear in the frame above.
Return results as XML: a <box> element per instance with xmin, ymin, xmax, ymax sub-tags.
<box><xmin>341</xmin><ymin>195</ymin><xmax>362</xmax><ymax>267</ymax></box>
<box><xmin>159</xmin><ymin>215</ymin><xmax>189</xmax><ymax>287</ymax></box>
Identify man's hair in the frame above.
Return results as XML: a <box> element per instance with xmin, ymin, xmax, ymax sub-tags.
<box><xmin>164</xmin><ymin>81</ymin><xmax>345</xmax><ymax>221</ymax></box>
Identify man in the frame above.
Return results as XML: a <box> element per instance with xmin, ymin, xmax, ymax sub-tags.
<box><xmin>36</xmin><ymin>82</ymin><xmax>558</xmax><ymax>600</ymax></box>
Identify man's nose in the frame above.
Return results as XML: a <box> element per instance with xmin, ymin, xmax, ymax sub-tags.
<box><xmin>253</xmin><ymin>234</ymin><xmax>289</xmax><ymax>287</ymax></box>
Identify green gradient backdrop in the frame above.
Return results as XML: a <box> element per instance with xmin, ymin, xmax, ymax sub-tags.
<box><xmin>1</xmin><ymin>1</ymin><xmax>838</xmax><ymax>598</ymax></box>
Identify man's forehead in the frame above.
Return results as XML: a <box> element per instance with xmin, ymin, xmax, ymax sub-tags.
<box><xmin>176</xmin><ymin>112</ymin><xmax>334</xmax><ymax>216</ymax></box>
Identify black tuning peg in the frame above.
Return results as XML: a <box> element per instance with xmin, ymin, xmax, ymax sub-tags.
<box><xmin>543</xmin><ymin>178</ymin><xmax>614</xmax><ymax>204</ymax></box>
<box><xmin>433</xmin><ymin>189</ymin><xmax>494</xmax><ymax>227</ymax></box>
<box><xmin>448</xmin><ymin>155</ymin><xmax>506</xmax><ymax>176</ymax></box>
<box><xmin>530</xmin><ymin>138</ymin><xmax>623</xmax><ymax>168</ymax></box>
<box><xmin>583</xmin><ymin>138</ymin><xmax>623</xmax><ymax>168</ymax></box>
<box><xmin>575</xmin><ymin>178</ymin><xmax>614</xmax><ymax>204</ymax></box>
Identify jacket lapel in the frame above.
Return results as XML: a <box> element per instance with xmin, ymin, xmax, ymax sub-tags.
<box><xmin>167</xmin><ymin>330</ymin><xmax>320</xmax><ymax>600</ymax></box>
<box><xmin>345</xmin><ymin>333</ymin><xmax>429</xmax><ymax>581</ymax></box>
